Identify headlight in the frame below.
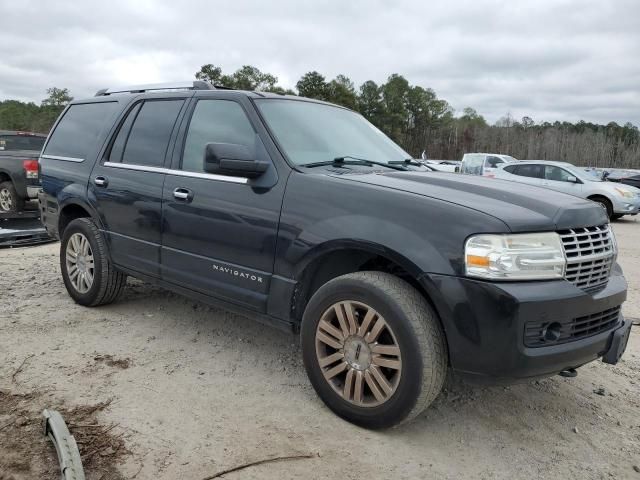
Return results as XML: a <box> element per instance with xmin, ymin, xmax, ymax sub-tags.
<box><xmin>465</xmin><ymin>232</ymin><xmax>565</xmax><ymax>280</ymax></box>
<box><xmin>614</xmin><ymin>187</ymin><xmax>635</xmax><ymax>199</ymax></box>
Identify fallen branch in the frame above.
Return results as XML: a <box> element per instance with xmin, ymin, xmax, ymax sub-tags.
<box><xmin>202</xmin><ymin>453</ymin><xmax>318</xmax><ymax>479</ymax></box>
<box><xmin>11</xmin><ymin>354</ymin><xmax>35</xmax><ymax>383</ymax></box>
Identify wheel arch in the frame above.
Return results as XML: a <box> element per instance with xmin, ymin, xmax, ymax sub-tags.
<box><xmin>58</xmin><ymin>199</ymin><xmax>104</xmax><ymax>237</ymax></box>
<box><xmin>291</xmin><ymin>241</ymin><xmax>450</xmax><ymax>355</ymax></box>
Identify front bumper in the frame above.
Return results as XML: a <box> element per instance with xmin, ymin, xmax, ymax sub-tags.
<box><xmin>612</xmin><ymin>196</ymin><xmax>640</xmax><ymax>215</ymax></box>
<box><xmin>421</xmin><ymin>268</ymin><xmax>628</xmax><ymax>383</ymax></box>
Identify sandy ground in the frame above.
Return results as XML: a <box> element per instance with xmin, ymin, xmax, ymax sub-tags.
<box><xmin>1</xmin><ymin>218</ymin><xmax>639</xmax><ymax>479</ymax></box>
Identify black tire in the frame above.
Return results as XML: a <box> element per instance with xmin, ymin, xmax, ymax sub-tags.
<box><xmin>0</xmin><ymin>181</ymin><xmax>24</xmax><ymax>213</ymax></box>
<box><xmin>60</xmin><ymin>218</ymin><xmax>126</xmax><ymax>306</ymax></box>
<box><xmin>591</xmin><ymin>196</ymin><xmax>613</xmax><ymax>219</ymax></box>
<box><xmin>301</xmin><ymin>271</ymin><xmax>447</xmax><ymax>429</ymax></box>
<box><xmin>611</xmin><ymin>214</ymin><xmax>624</xmax><ymax>221</ymax></box>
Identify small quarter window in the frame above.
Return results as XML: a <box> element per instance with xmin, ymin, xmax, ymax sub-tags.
<box><xmin>44</xmin><ymin>102</ymin><xmax>117</xmax><ymax>160</ymax></box>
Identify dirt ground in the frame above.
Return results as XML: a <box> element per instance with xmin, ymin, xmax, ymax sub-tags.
<box><xmin>1</xmin><ymin>219</ymin><xmax>639</xmax><ymax>479</ymax></box>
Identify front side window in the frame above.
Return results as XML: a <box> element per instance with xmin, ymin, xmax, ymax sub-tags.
<box><xmin>117</xmin><ymin>100</ymin><xmax>184</xmax><ymax>167</ymax></box>
<box><xmin>44</xmin><ymin>102</ymin><xmax>117</xmax><ymax>160</ymax></box>
<box><xmin>514</xmin><ymin>164</ymin><xmax>543</xmax><ymax>178</ymax></box>
<box><xmin>545</xmin><ymin>166</ymin><xmax>574</xmax><ymax>182</ymax></box>
<box><xmin>182</xmin><ymin>100</ymin><xmax>256</xmax><ymax>172</ymax></box>
<box><xmin>255</xmin><ymin>99</ymin><xmax>409</xmax><ymax>166</ymax></box>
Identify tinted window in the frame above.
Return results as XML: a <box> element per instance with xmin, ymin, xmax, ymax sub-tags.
<box><xmin>44</xmin><ymin>102</ymin><xmax>117</xmax><ymax>160</ymax></box>
<box><xmin>121</xmin><ymin>100</ymin><xmax>184</xmax><ymax>167</ymax></box>
<box><xmin>0</xmin><ymin>135</ymin><xmax>46</xmax><ymax>152</ymax></box>
<box><xmin>503</xmin><ymin>165</ymin><xmax>517</xmax><ymax>173</ymax></box>
<box><xmin>514</xmin><ymin>164</ymin><xmax>543</xmax><ymax>178</ymax></box>
<box><xmin>545</xmin><ymin>166</ymin><xmax>574</xmax><ymax>182</ymax></box>
<box><xmin>182</xmin><ymin>100</ymin><xmax>256</xmax><ymax>172</ymax></box>
<box><xmin>486</xmin><ymin>156</ymin><xmax>505</xmax><ymax>168</ymax></box>
<box><xmin>108</xmin><ymin>103</ymin><xmax>142</xmax><ymax>163</ymax></box>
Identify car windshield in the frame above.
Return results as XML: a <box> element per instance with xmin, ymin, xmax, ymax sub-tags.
<box><xmin>566</xmin><ymin>165</ymin><xmax>602</xmax><ymax>182</ymax></box>
<box><xmin>255</xmin><ymin>99</ymin><xmax>410</xmax><ymax>166</ymax></box>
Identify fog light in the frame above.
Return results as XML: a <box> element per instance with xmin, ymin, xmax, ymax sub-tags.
<box><xmin>542</xmin><ymin>322</ymin><xmax>562</xmax><ymax>342</ymax></box>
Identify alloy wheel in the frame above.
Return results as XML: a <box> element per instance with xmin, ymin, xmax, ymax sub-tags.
<box><xmin>66</xmin><ymin>233</ymin><xmax>95</xmax><ymax>294</ymax></box>
<box><xmin>0</xmin><ymin>188</ymin><xmax>13</xmax><ymax>211</ymax></box>
<box><xmin>315</xmin><ymin>301</ymin><xmax>402</xmax><ymax>407</ymax></box>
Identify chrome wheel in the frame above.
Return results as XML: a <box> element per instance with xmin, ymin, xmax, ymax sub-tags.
<box><xmin>315</xmin><ymin>301</ymin><xmax>402</xmax><ymax>407</ymax></box>
<box><xmin>65</xmin><ymin>233</ymin><xmax>95</xmax><ymax>294</ymax></box>
<box><xmin>0</xmin><ymin>188</ymin><xmax>13</xmax><ymax>211</ymax></box>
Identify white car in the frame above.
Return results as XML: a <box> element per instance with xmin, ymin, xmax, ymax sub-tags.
<box><xmin>460</xmin><ymin>153</ymin><xmax>518</xmax><ymax>177</ymax></box>
<box><xmin>494</xmin><ymin>160</ymin><xmax>640</xmax><ymax>220</ymax></box>
<box><xmin>423</xmin><ymin>160</ymin><xmax>460</xmax><ymax>173</ymax></box>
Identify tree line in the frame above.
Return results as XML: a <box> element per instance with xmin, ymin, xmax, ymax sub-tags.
<box><xmin>1</xmin><ymin>68</ymin><xmax>638</xmax><ymax>169</ymax></box>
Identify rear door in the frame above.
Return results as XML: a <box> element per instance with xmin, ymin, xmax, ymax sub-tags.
<box><xmin>511</xmin><ymin>163</ymin><xmax>544</xmax><ymax>186</ymax></box>
<box><xmin>541</xmin><ymin>165</ymin><xmax>583</xmax><ymax>197</ymax></box>
<box><xmin>88</xmin><ymin>95</ymin><xmax>188</xmax><ymax>277</ymax></box>
<box><xmin>161</xmin><ymin>94</ymin><xmax>284</xmax><ymax>312</ymax></box>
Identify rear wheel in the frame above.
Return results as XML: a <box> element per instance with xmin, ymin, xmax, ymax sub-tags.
<box><xmin>60</xmin><ymin>218</ymin><xmax>127</xmax><ymax>306</ymax></box>
<box><xmin>301</xmin><ymin>272</ymin><xmax>447</xmax><ymax>429</ymax></box>
<box><xmin>0</xmin><ymin>181</ymin><xmax>23</xmax><ymax>213</ymax></box>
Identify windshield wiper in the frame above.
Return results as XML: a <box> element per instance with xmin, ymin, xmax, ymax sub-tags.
<box><xmin>302</xmin><ymin>155</ymin><xmax>407</xmax><ymax>171</ymax></box>
<box><xmin>388</xmin><ymin>158</ymin><xmax>425</xmax><ymax>166</ymax></box>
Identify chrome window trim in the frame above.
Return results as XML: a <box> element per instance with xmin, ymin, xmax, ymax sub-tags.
<box><xmin>40</xmin><ymin>154</ymin><xmax>85</xmax><ymax>163</ymax></box>
<box><xmin>102</xmin><ymin>162</ymin><xmax>249</xmax><ymax>184</ymax></box>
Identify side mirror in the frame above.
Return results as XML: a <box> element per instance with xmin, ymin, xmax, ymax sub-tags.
<box><xmin>567</xmin><ymin>175</ymin><xmax>579</xmax><ymax>183</ymax></box>
<box><xmin>203</xmin><ymin>143</ymin><xmax>269</xmax><ymax>178</ymax></box>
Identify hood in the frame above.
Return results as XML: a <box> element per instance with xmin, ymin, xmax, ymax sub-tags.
<box><xmin>334</xmin><ymin>171</ymin><xmax>608</xmax><ymax>232</ymax></box>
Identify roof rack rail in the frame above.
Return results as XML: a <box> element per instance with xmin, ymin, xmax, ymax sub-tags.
<box><xmin>95</xmin><ymin>80</ymin><xmax>214</xmax><ymax>96</ymax></box>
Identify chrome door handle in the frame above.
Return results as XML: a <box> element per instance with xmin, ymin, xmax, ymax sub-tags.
<box><xmin>173</xmin><ymin>188</ymin><xmax>191</xmax><ymax>200</ymax></box>
<box><xmin>94</xmin><ymin>176</ymin><xmax>108</xmax><ymax>187</ymax></box>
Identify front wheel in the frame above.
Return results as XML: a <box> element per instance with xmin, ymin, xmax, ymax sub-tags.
<box><xmin>60</xmin><ymin>218</ymin><xmax>127</xmax><ymax>306</ymax></box>
<box><xmin>301</xmin><ymin>272</ymin><xmax>447</xmax><ymax>429</ymax></box>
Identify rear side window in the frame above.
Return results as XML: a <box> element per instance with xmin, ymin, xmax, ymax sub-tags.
<box><xmin>486</xmin><ymin>156</ymin><xmax>504</xmax><ymax>168</ymax></box>
<box><xmin>108</xmin><ymin>103</ymin><xmax>142</xmax><ymax>163</ymax></box>
<box><xmin>503</xmin><ymin>165</ymin><xmax>517</xmax><ymax>173</ymax></box>
<box><xmin>181</xmin><ymin>100</ymin><xmax>256</xmax><ymax>172</ymax></box>
<box><xmin>117</xmin><ymin>100</ymin><xmax>184</xmax><ymax>167</ymax></box>
<box><xmin>44</xmin><ymin>102</ymin><xmax>117</xmax><ymax>160</ymax></box>
<box><xmin>0</xmin><ymin>135</ymin><xmax>46</xmax><ymax>152</ymax></box>
<box><xmin>514</xmin><ymin>164</ymin><xmax>543</xmax><ymax>178</ymax></box>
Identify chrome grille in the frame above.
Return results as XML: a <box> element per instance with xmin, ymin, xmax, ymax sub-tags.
<box><xmin>557</xmin><ymin>224</ymin><xmax>614</xmax><ymax>292</ymax></box>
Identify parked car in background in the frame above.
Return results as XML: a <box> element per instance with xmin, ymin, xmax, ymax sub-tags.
<box><xmin>494</xmin><ymin>160</ymin><xmax>640</xmax><ymax>220</ymax></box>
<box><xmin>423</xmin><ymin>160</ymin><xmax>460</xmax><ymax>173</ymax></box>
<box><xmin>460</xmin><ymin>153</ymin><xmax>518</xmax><ymax>177</ymax></box>
<box><xmin>605</xmin><ymin>169</ymin><xmax>640</xmax><ymax>189</ymax></box>
<box><xmin>0</xmin><ymin>130</ymin><xmax>45</xmax><ymax>214</ymax></box>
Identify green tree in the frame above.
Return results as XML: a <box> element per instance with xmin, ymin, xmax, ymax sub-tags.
<box><xmin>295</xmin><ymin>71</ymin><xmax>329</xmax><ymax>100</ymax></box>
<box><xmin>326</xmin><ymin>74</ymin><xmax>357</xmax><ymax>109</ymax></box>
<box><xmin>41</xmin><ymin>87</ymin><xmax>73</xmax><ymax>107</ymax></box>
<box><xmin>357</xmin><ymin>80</ymin><xmax>383</xmax><ymax>125</ymax></box>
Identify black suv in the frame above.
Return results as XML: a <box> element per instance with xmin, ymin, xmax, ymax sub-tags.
<box><xmin>39</xmin><ymin>81</ymin><xmax>631</xmax><ymax>428</ymax></box>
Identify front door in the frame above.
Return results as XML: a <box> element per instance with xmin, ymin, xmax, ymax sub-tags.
<box><xmin>89</xmin><ymin>96</ymin><xmax>187</xmax><ymax>277</ymax></box>
<box><xmin>161</xmin><ymin>96</ymin><xmax>283</xmax><ymax>312</ymax></box>
<box><xmin>541</xmin><ymin>165</ymin><xmax>583</xmax><ymax>197</ymax></box>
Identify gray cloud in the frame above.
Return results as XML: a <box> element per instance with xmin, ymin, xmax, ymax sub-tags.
<box><xmin>1</xmin><ymin>0</ymin><xmax>639</xmax><ymax>125</ymax></box>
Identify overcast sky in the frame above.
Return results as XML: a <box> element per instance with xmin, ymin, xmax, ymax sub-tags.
<box><xmin>1</xmin><ymin>0</ymin><xmax>639</xmax><ymax>125</ymax></box>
